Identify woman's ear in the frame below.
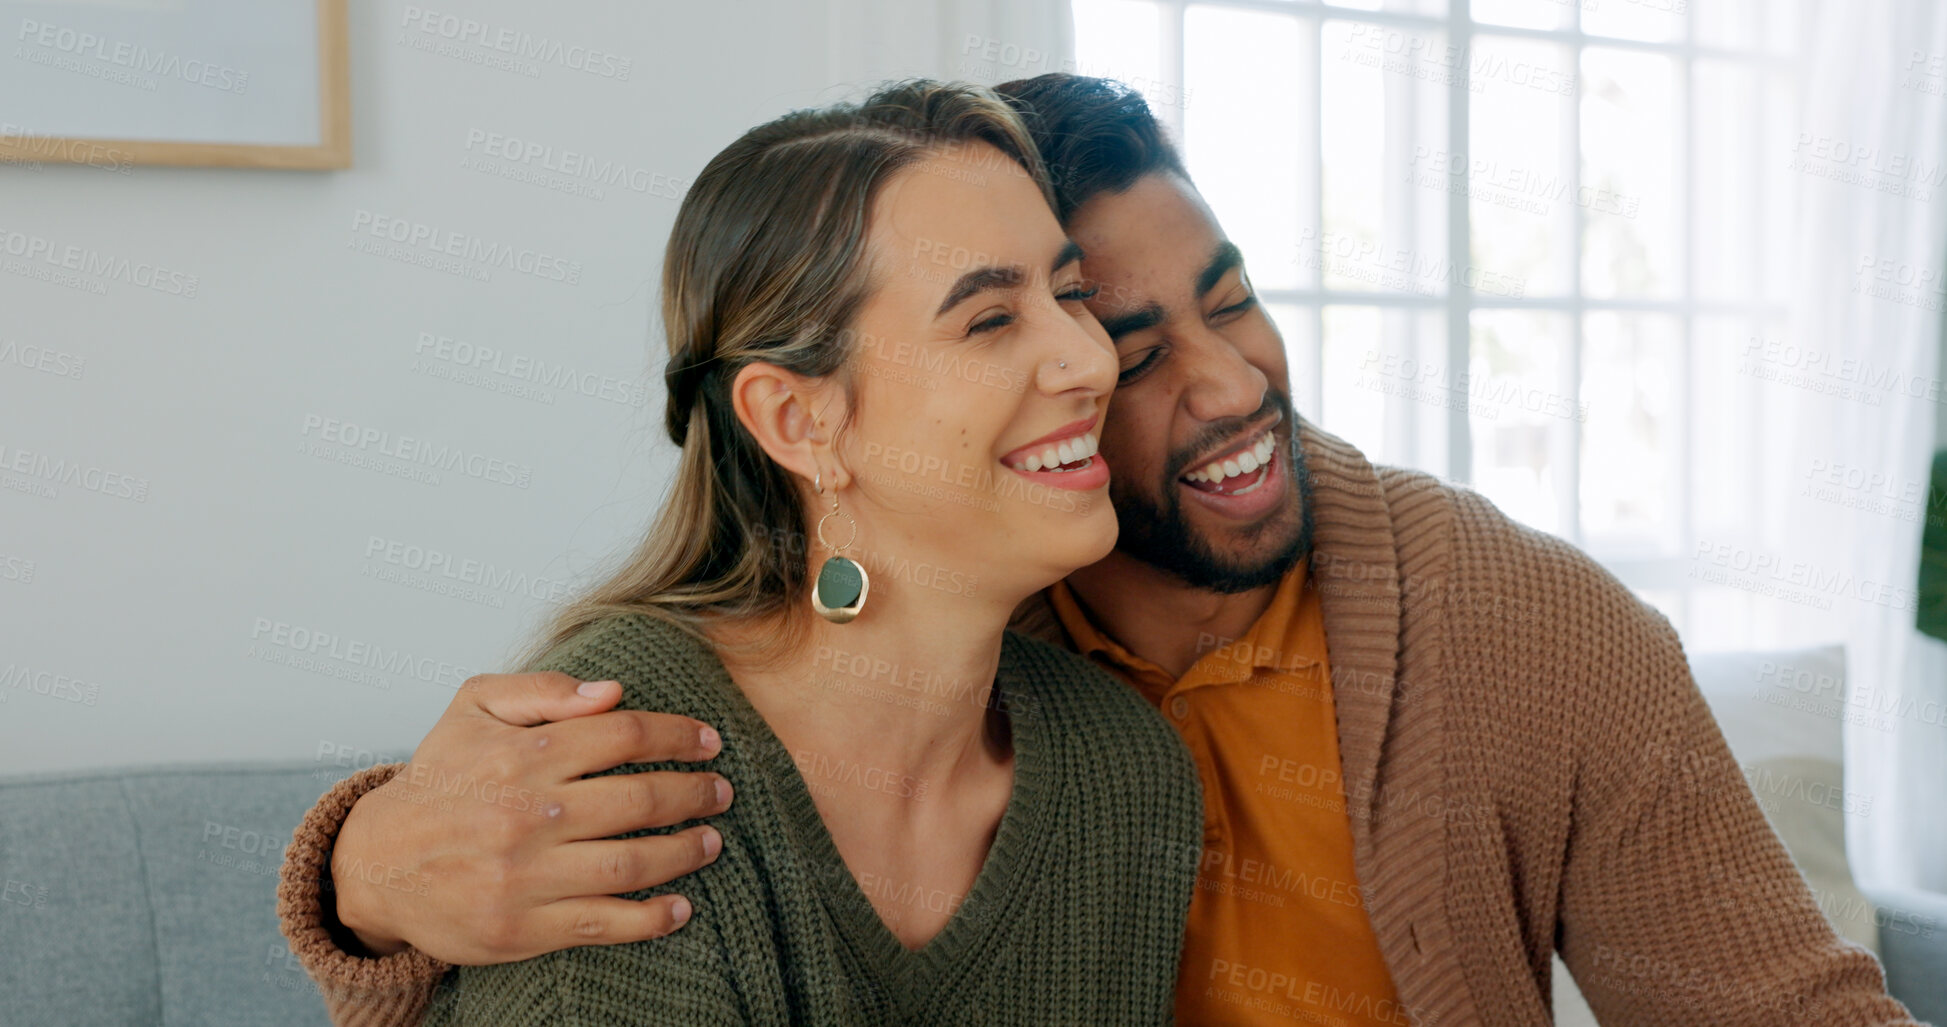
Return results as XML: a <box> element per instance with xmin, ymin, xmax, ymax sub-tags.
<box><xmin>729</xmin><ymin>361</ymin><xmax>846</xmax><ymax>488</ymax></box>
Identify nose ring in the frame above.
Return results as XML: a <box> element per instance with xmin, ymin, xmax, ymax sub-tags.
<box><xmin>1059</xmin><ymin>361</ymin><xmax>1068</xmax><ymax>369</ymax></box>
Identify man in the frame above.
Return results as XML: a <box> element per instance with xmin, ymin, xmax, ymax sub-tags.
<box><xmin>278</xmin><ymin>75</ymin><xmax>1916</xmax><ymax>1026</ymax></box>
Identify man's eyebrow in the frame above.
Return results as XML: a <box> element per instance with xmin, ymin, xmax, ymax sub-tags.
<box><xmin>1098</xmin><ymin>303</ymin><xmax>1166</xmax><ymax>341</ymax></box>
<box><xmin>1051</xmin><ymin>239</ymin><xmax>1085</xmax><ymax>276</ymax></box>
<box><xmin>1196</xmin><ymin>241</ymin><xmax>1245</xmax><ymax>299</ymax></box>
<box><xmin>935</xmin><ymin>266</ymin><xmax>1025</xmax><ymax>316</ymax></box>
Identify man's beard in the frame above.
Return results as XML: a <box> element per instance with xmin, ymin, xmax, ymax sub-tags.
<box><xmin>1109</xmin><ymin>391</ymin><xmax>1315</xmax><ymax>595</ymax></box>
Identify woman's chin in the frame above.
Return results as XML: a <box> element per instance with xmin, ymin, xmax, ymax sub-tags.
<box><xmin>1047</xmin><ymin>506</ymin><xmax>1120</xmax><ymax>578</ymax></box>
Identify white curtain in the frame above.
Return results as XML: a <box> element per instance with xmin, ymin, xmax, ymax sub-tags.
<box><xmin>1781</xmin><ymin>0</ymin><xmax>1947</xmax><ymax>890</ymax></box>
<box><xmin>823</xmin><ymin>0</ymin><xmax>1074</xmax><ymax>95</ymax></box>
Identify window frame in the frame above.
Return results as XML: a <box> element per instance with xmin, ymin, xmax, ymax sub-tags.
<box><xmin>1085</xmin><ymin>0</ymin><xmax>1801</xmax><ymax>626</ymax></box>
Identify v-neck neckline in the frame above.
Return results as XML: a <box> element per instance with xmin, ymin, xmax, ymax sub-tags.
<box><xmin>700</xmin><ymin>632</ymin><xmax>1056</xmax><ymax>1002</ymax></box>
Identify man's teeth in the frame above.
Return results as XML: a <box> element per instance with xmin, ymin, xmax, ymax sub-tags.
<box><xmin>1015</xmin><ymin>434</ymin><xmax>1099</xmax><ymax>472</ymax></box>
<box><xmin>1184</xmin><ymin>432</ymin><xmax>1276</xmax><ymax>485</ymax></box>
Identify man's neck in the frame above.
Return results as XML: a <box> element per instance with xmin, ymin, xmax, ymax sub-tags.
<box><xmin>1062</xmin><ymin>551</ymin><xmax>1281</xmax><ymax>679</ymax></box>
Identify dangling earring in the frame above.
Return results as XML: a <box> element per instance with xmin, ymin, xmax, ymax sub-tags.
<box><xmin>810</xmin><ymin>474</ymin><xmax>869</xmax><ymax>624</ymax></box>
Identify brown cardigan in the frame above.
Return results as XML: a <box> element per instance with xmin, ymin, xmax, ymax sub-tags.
<box><xmin>277</xmin><ymin>423</ymin><xmax>1918</xmax><ymax>1026</ymax></box>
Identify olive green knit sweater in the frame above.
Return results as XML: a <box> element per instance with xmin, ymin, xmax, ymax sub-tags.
<box><xmin>413</xmin><ymin>613</ymin><xmax>1200</xmax><ymax>1026</ymax></box>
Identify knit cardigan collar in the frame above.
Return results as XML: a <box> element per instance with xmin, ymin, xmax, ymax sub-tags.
<box><xmin>1299</xmin><ymin>420</ymin><xmax>1475</xmax><ymax>1026</ymax></box>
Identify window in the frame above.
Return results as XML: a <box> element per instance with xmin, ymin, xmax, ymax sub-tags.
<box><xmin>1074</xmin><ymin>0</ymin><xmax>1804</xmax><ymax>641</ymax></box>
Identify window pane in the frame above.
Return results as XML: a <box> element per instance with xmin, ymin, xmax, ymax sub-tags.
<box><xmin>1320</xmin><ymin>20</ymin><xmax>1450</xmax><ymax>296</ymax></box>
<box><xmin>1767</xmin><ymin>0</ymin><xmax>1802</xmax><ymax>57</ymax></box>
<box><xmin>1581</xmin><ymin>48</ymin><xmax>1681</xmax><ymax>298</ymax></box>
<box><xmin>1692</xmin><ymin>0</ymin><xmax>1762</xmax><ymax>50</ymax></box>
<box><xmin>1469</xmin><ymin>310</ymin><xmax>1574</xmax><ymax>536</ymax></box>
<box><xmin>1070</xmin><ymin>1</ymin><xmax>1167</xmax><ymax>114</ymax></box>
<box><xmin>1464</xmin><ymin>35</ymin><xmax>1577</xmax><ymax>298</ymax></box>
<box><xmin>1322</xmin><ymin>306</ymin><xmax>1449</xmax><ymax>472</ymax></box>
<box><xmin>1471</xmin><ymin>0</ymin><xmax>1574</xmax><ymax>32</ymax></box>
<box><xmin>1185</xmin><ymin>7</ymin><xmax>1311</xmax><ymax>291</ymax></box>
<box><xmin>1327</xmin><ymin>0</ymin><xmax>1447</xmax><ymax>14</ymax></box>
<box><xmin>1322</xmin><ymin>307</ymin><xmax>1388</xmax><ymax>456</ymax></box>
<box><xmin>1693</xmin><ymin>316</ymin><xmax>1760</xmax><ymax>544</ymax></box>
<box><xmin>1582</xmin><ymin>0</ymin><xmax>1686</xmax><ymax>43</ymax></box>
<box><xmin>1761</xmin><ymin>72</ymin><xmax>1799</xmax><ymax>305</ymax></box>
<box><xmin>1580</xmin><ymin>312</ymin><xmax>1683</xmax><ymax>555</ymax></box>
<box><xmin>1266</xmin><ymin>303</ymin><xmax>1323</xmax><ymax>423</ymax></box>
<box><xmin>1694</xmin><ymin>60</ymin><xmax>1757</xmax><ymax>301</ymax></box>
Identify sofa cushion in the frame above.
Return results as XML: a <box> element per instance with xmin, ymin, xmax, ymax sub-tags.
<box><xmin>1690</xmin><ymin>645</ymin><xmax>1879</xmax><ymax>953</ymax></box>
<box><xmin>0</xmin><ymin>777</ymin><xmax>159</xmax><ymax>1026</ymax></box>
<box><xmin>0</xmin><ymin>763</ymin><xmax>342</xmax><ymax>1026</ymax></box>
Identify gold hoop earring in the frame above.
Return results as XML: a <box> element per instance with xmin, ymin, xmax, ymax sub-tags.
<box><xmin>810</xmin><ymin>486</ymin><xmax>868</xmax><ymax>624</ymax></box>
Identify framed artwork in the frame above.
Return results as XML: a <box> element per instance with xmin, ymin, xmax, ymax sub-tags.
<box><xmin>0</xmin><ymin>0</ymin><xmax>349</xmax><ymax>170</ymax></box>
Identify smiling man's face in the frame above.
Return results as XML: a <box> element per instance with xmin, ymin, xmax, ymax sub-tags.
<box><xmin>1066</xmin><ymin>172</ymin><xmax>1314</xmax><ymax>593</ymax></box>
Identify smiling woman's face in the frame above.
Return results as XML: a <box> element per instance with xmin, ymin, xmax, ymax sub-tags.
<box><xmin>828</xmin><ymin>141</ymin><xmax>1122</xmax><ymax>603</ymax></box>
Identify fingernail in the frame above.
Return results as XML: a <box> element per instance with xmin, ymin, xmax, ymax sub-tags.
<box><xmin>698</xmin><ymin>726</ymin><xmax>720</xmax><ymax>754</ymax></box>
<box><xmin>701</xmin><ymin>828</ymin><xmax>722</xmax><ymax>858</ymax></box>
<box><xmin>715</xmin><ymin>778</ymin><xmax>733</xmax><ymax>807</ymax></box>
<box><xmin>577</xmin><ymin>680</ymin><xmax>616</xmax><ymax>698</ymax></box>
<box><xmin>669</xmin><ymin>896</ymin><xmax>692</xmax><ymax>926</ymax></box>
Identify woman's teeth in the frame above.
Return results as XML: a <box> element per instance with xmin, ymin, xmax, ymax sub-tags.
<box><xmin>1010</xmin><ymin>434</ymin><xmax>1099</xmax><ymax>473</ymax></box>
<box><xmin>1183</xmin><ymin>431</ymin><xmax>1276</xmax><ymax>486</ymax></box>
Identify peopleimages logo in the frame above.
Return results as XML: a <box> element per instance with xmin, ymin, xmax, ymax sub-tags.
<box><xmin>348</xmin><ymin>210</ymin><xmax>583</xmax><ymax>285</ymax></box>
<box><xmin>299</xmin><ymin>413</ymin><xmax>534</xmax><ymax>489</ymax></box>
<box><xmin>412</xmin><ymin>331</ymin><xmax>648</xmax><ymax>407</ymax></box>
<box><xmin>461</xmin><ymin>129</ymin><xmax>686</xmax><ymax>200</ymax></box>
<box><xmin>0</xmin><ymin>225</ymin><xmax>198</xmax><ymax>296</ymax></box>
<box><xmin>0</xmin><ymin>442</ymin><xmax>150</xmax><ymax>501</ymax></box>
<box><xmin>398</xmin><ymin>7</ymin><xmax>632</xmax><ymax>79</ymax></box>
<box><xmin>247</xmin><ymin>617</ymin><xmax>476</xmax><ymax>690</ymax></box>
<box><xmin>15</xmin><ymin>17</ymin><xmax>250</xmax><ymax>93</ymax></box>
<box><xmin>363</xmin><ymin>535</ymin><xmax>571</xmax><ymax>605</ymax></box>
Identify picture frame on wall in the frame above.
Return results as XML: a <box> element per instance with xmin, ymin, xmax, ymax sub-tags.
<box><xmin>0</xmin><ymin>0</ymin><xmax>350</xmax><ymax>170</ymax></box>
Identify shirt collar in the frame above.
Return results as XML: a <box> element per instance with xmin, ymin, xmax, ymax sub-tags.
<box><xmin>1045</xmin><ymin>557</ymin><xmax>1322</xmax><ymax>697</ymax></box>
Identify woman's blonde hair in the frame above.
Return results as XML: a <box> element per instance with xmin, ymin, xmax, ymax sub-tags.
<box><xmin>515</xmin><ymin>80</ymin><xmax>1056</xmax><ymax>669</ymax></box>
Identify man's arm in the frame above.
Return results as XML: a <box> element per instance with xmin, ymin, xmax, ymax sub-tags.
<box><xmin>278</xmin><ymin>763</ymin><xmax>448</xmax><ymax>1027</ymax></box>
<box><xmin>276</xmin><ymin>672</ymin><xmax>734</xmax><ymax>1027</ymax></box>
<box><xmin>1533</xmin><ymin>547</ymin><xmax>1918</xmax><ymax>1024</ymax></box>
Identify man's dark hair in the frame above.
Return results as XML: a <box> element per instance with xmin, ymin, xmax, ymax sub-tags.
<box><xmin>994</xmin><ymin>74</ymin><xmax>1188</xmax><ymax>221</ymax></box>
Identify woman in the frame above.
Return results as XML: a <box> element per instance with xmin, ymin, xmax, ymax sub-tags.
<box><xmin>415</xmin><ymin>80</ymin><xmax>1201</xmax><ymax>1025</ymax></box>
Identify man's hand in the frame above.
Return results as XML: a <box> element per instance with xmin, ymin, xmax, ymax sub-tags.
<box><xmin>329</xmin><ymin>672</ymin><xmax>732</xmax><ymax>965</ymax></box>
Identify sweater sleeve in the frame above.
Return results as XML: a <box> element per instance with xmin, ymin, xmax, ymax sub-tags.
<box><xmin>420</xmin><ymin>915</ymin><xmax>751</xmax><ymax>1027</ymax></box>
<box><xmin>275</xmin><ymin>762</ymin><xmax>451</xmax><ymax>1027</ymax></box>
<box><xmin>1518</xmin><ymin>530</ymin><xmax>1920</xmax><ymax>1025</ymax></box>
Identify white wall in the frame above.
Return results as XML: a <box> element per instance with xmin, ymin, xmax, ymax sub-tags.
<box><xmin>0</xmin><ymin>0</ymin><xmax>1067</xmax><ymax>775</ymax></box>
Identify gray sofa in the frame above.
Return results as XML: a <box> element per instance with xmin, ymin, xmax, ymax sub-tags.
<box><xmin>0</xmin><ymin>762</ymin><xmax>383</xmax><ymax>1027</ymax></box>
<box><xmin>3</xmin><ymin>761</ymin><xmax>1944</xmax><ymax>1025</ymax></box>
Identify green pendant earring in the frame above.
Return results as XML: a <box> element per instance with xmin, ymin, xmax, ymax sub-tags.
<box><xmin>810</xmin><ymin>472</ymin><xmax>868</xmax><ymax>624</ymax></box>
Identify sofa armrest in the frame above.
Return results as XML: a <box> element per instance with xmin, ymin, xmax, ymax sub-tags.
<box><xmin>1862</xmin><ymin>884</ymin><xmax>1947</xmax><ymax>1025</ymax></box>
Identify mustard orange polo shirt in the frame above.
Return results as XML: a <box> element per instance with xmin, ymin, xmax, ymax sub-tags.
<box><xmin>1046</xmin><ymin>560</ymin><xmax>1407</xmax><ymax>1026</ymax></box>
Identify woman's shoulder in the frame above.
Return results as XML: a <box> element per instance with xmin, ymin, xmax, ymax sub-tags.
<box><xmin>527</xmin><ymin>612</ymin><xmax>731</xmax><ymax>717</ymax></box>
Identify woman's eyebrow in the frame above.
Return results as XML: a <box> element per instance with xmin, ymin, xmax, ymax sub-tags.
<box><xmin>935</xmin><ymin>266</ymin><xmax>1024</xmax><ymax>316</ymax></box>
<box><xmin>933</xmin><ymin>239</ymin><xmax>1086</xmax><ymax>316</ymax></box>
